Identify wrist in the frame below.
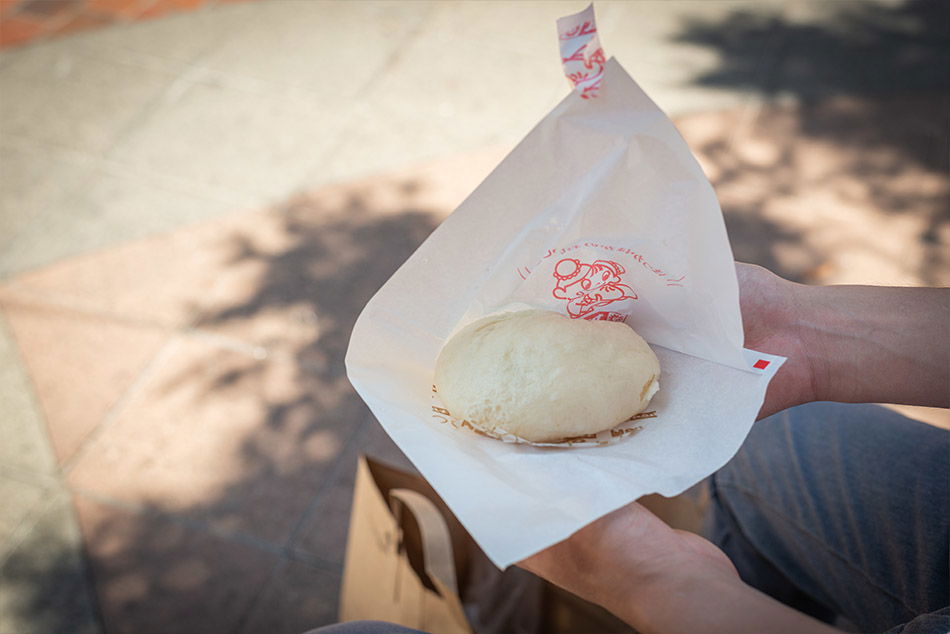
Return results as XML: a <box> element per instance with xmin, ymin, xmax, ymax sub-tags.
<box><xmin>620</xmin><ymin>565</ymin><xmax>842</xmax><ymax>634</ymax></box>
<box><xmin>750</xmin><ymin>270</ymin><xmax>822</xmax><ymax>414</ymax></box>
<box><xmin>786</xmin><ymin>283</ymin><xmax>950</xmax><ymax>407</ymax></box>
<box><xmin>619</xmin><ymin>566</ymin><xmax>739</xmax><ymax>632</ymax></box>
<box><xmin>785</xmin><ymin>280</ymin><xmax>827</xmax><ymax>404</ymax></box>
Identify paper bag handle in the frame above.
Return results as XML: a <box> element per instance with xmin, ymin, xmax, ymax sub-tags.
<box><xmin>389</xmin><ymin>488</ymin><xmax>459</xmax><ymax>597</ymax></box>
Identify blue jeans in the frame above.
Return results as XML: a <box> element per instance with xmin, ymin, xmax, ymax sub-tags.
<box><xmin>307</xmin><ymin>623</ymin><xmax>421</xmax><ymax>634</ymax></box>
<box><xmin>706</xmin><ymin>402</ymin><xmax>949</xmax><ymax>633</ymax></box>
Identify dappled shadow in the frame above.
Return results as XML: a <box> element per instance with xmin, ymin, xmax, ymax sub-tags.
<box><xmin>0</xmin><ymin>495</ymin><xmax>102</xmax><ymax>634</ymax></box>
<box><xmin>8</xmin><ymin>4</ymin><xmax>947</xmax><ymax>632</ymax></box>
<box><xmin>676</xmin><ymin>0</ymin><xmax>949</xmax><ymax>103</ymax></box>
<box><xmin>59</xmin><ymin>179</ymin><xmax>441</xmax><ymax>633</ymax></box>
<box><xmin>674</xmin><ymin>0</ymin><xmax>949</xmax><ymax>284</ymax></box>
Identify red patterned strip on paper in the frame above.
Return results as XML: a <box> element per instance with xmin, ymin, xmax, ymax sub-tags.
<box><xmin>556</xmin><ymin>3</ymin><xmax>605</xmax><ymax>99</ymax></box>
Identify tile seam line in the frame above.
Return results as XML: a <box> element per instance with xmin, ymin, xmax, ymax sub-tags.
<box><xmin>0</xmin><ymin>293</ymin><xmax>278</xmax><ymax>351</ymax></box>
<box><xmin>350</xmin><ymin>2</ymin><xmax>437</xmax><ymax>102</ymax></box>
<box><xmin>0</xmin><ymin>486</ymin><xmax>70</xmax><ymax>570</ymax></box>
<box><xmin>57</xmin><ymin>9</ymin><xmax>384</xmax><ymax>105</ymax></box>
<box><xmin>109</xmin><ymin>0</ymin><xmax>249</xmax><ymax>155</ymax></box>
<box><xmin>50</xmin><ymin>8</ymin><xmax>245</xmax><ymax>215</ymax></box>
<box><xmin>0</xmin><ymin>463</ymin><xmax>61</xmax><ymax>487</ymax></box>
<box><xmin>230</xmin><ymin>551</ymin><xmax>344</xmax><ymax>634</ymax></box>
<box><xmin>282</xmin><ymin>547</ymin><xmax>344</xmax><ymax>574</ymax></box>
<box><xmin>0</xmin><ymin>293</ymin><xmax>181</xmax><ymax>332</ymax></box>
<box><xmin>0</xmin><ymin>132</ymin><xmax>252</xmax><ymax>208</ymax></box>
<box><xmin>281</xmin><ymin>416</ymin><xmax>369</xmax><ymax>552</ymax></box>
<box><xmin>0</xmin><ymin>464</ymin><xmax>61</xmax><ymax>489</ymax></box>
<box><xmin>82</xmin><ymin>0</ymin><xmax>433</xmax><ymax>170</ymax></box>
<box><xmin>72</xmin><ymin>502</ymin><xmax>109</xmax><ymax>634</ymax></box>
<box><xmin>0</xmin><ymin>309</ymin><xmax>60</xmax><ymax>474</ymax></box>
<box><xmin>303</xmin><ymin>2</ymin><xmax>441</xmax><ymax>177</ymax></box>
<box><xmin>0</xmin><ymin>290</ymin><xmax>306</xmax><ymax>362</ymax></box>
<box><xmin>230</xmin><ymin>556</ymin><xmax>287</xmax><ymax>634</ymax></box>
<box><xmin>60</xmin><ymin>334</ymin><xmax>181</xmax><ymax>475</ymax></box>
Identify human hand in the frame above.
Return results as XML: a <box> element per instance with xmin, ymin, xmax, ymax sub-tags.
<box><xmin>735</xmin><ymin>262</ymin><xmax>817</xmax><ymax>419</ymax></box>
<box><xmin>518</xmin><ymin>501</ymin><xmax>842</xmax><ymax>634</ymax></box>
<box><xmin>518</xmin><ymin>501</ymin><xmax>737</xmax><ymax>626</ymax></box>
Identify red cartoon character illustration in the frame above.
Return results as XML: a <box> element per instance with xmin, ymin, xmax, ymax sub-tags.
<box><xmin>552</xmin><ymin>258</ymin><xmax>637</xmax><ymax>321</ymax></box>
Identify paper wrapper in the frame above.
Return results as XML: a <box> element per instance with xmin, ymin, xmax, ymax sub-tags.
<box><xmin>346</xmin><ymin>5</ymin><xmax>786</xmax><ymax>568</ymax></box>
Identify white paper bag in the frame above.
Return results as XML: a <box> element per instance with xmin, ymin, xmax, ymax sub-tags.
<box><xmin>346</xmin><ymin>5</ymin><xmax>785</xmax><ymax>568</ymax></box>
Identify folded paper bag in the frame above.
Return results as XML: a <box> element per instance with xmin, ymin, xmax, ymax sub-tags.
<box><xmin>339</xmin><ymin>456</ymin><xmax>546</xmax><ymax>633</ymax></box>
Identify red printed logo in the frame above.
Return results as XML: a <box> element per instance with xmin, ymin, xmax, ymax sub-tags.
<box><xmin>552</xmin><ymin>258</ymin><xmax>636</xmax><ymax>321</ymax></box>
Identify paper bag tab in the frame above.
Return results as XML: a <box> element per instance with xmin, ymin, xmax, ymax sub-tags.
<box><xmin>557</xmin><ymin>4</ymin><xmax>605</xmax><ymax>98</ymax></box>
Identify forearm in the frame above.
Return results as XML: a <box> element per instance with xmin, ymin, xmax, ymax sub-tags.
<box><xmin>616</xmin><ymin>569</ymin><xmax>841</xmax><ymax>634</ymax></box>
<box><xmin>790</xmin><ymin>284</ymin><xmax>949</xmax><ymax>408</ymax></box>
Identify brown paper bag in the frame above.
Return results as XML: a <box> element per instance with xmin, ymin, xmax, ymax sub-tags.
<box><xmin>339</xmin><ymin>456</ymin><xmax>473</xmax><ymax>633</ymax></box>
<box><xmin>339</xmin><ymin>455</ymin><xmax>642</xmax><ymax>633</ymax></box>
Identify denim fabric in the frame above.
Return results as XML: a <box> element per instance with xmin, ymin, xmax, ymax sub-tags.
<box><xmin>306</xmin><ymin>620</ymin><xmax>424</xmax><ymax>634</ymax></box>
<box><xmin>707</xmin><ymin>402</ymin><xmax>949</xmax><ymax>633</ymax></box>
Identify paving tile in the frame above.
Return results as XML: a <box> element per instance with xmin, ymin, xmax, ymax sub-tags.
<box><xmin>2</xmin><ymin>143</ymin><xmax>502</xmax><ymax>332</ymax></box>
<box><xmin>0</xmin><ymin>490</ymin><xmax>102</xmax><ymax>634</ymax></box>
<box><xmin>0</xmin><ymin>43</ymin><xmax>175</xmax><ymax>155</ymax></box>
<box><xmin>0</xmin><ymin>136</ymin><xmax>93</xmax><ymax>248</ymax></box>
<box><xmin>67</xmin><ymin>333</ymin><xmax>362</xmax><ymax>545</ymax></box>
<box><xmin>0</xmin><ymin>311</ymin><xmax>57</xmax><ymax>475</ymax></box>
<box><xmin>106</xmin><ymin>77</ymin><xmax>347</xmax><ymax>203</ymax></box>
<box><xmin>314</xmin><ymin>32</ymin><xmax>564</xmax><ymax>186</ymax></box>
<box><xmin>292</xmin><ymin>417</ymin><xmax>414</xmax><ymax>568</ymax></box>
<box><xmin>0</xmin><ymin>301</ymin><xmax>169</xmax><ymax>464</ymax></box>
<box><xmin>0</xmin><ymin>155</ymin><xmax>243</xmax><ymax>279</ymax></box>
<box><xmin>74</xmin><ymin>494</ymin><xmax>271</xmax><ymax>634</ymax></box>
<box><xmin>0</xmin><ymin>156</ymin><xmax>241</xmax><ymax>281</ymax></box>
<box><xmin>65</xmin><ymin>4</ymin><xmax>226</xmax><ymax>67</ymax></box>
<box><xmin>193</xmin><ymin>0</ymin><xmax>433</xmax><ymax>103</ymax></box>
<box><xmin>0</xmin><ymin>475</ymin><xmax>47</xmax><ymax>558</ymax></box>
<box><xmin>237</xmin><ymin>559</ymin><xmax>341</xmax><ymax>634</ymax></box>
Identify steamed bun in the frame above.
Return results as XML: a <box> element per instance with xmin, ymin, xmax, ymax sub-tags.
<box><xmin>434</xmin><ymin>310</ymin><xmax>660</xmax><ymax>442</ymax></box>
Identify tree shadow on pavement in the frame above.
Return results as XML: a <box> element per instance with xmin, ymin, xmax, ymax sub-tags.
<box><xmin>56</xmin><ymin>181</ymin><xmax>441</xmax><ymax>634</ymax></box>
<box><xmin>8</xmin><ymin>4</ymin><xmax>948</xmax><ymax>632</ymax></box>
<box><xmin>1</xmin><ymin>494</ymin><xmax>102</xmax><ymax>634</ymax></box>
<box><xmin>673</xmin><ymin>0</ymin><xmax>949</xmax><ymax>284</ymax></box>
